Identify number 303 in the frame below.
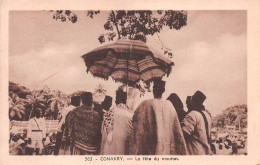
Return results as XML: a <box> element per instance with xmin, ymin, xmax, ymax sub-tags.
<box><xmin>85</xmin><ymin>157</ymin><xmax>92</xmax><ymax>161</ymax></box>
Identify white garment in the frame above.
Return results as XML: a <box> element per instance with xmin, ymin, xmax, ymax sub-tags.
<box><xmin>126</xmin><ymin>87</ymin><xmax>140</xmax><ymax>111</ymax></box>
<box><xmin>181</xmin><ymin>110</ymin><xmax>212</xmax><ymax>155</ymax></box>
<box><xmin>27</xmin><ymin>117</ymin><xmax>46</xmax><ymax>138</ymax></box>
<box><xmin>27</xmin><ymin>117</ymin><xmax>46</xmax><ymax>150</ymax></box>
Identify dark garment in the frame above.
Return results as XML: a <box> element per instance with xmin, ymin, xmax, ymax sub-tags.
<box><xmin>94</xmin><ymin>104</ymin><xmax>104</xmax><ymax>120</ymax></box>
<box><xmin>54</xmin><ymin>131</ymin><xmax>63</xmax><ymax>155</ymax></box>
<box><xmin>59</xmin><ymin>111</ymin><xmax>73</xmax><ymax>155</ymax></box>
<box><xmin>167</xmin><ymin>93</ymin><xmax>187</xmax><ymax>122</ymax></box>
<box><xmin>232</xmin><ymin>143</ymin><xmax>238</xmax><ymax>155</ymax></box>
<box><xmin>177</xmin><ymin>110</ymin><xmax>187</xmax><ymax>122</ymax></box>
<box><xmin>65</xmin><ymin>105</ymin><xmax>102</xmax><ymax>154</ymax></box>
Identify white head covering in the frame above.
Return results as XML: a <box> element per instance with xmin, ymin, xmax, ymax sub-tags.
<box><xmin>93</xmin><ymin>84</ymin><xmax>107</xmax><ymax>104</ymax></box>
<box><xmin>126</xmin><ymin>87</ymin><xmax>140</xmax><ymax>111</ymax></box>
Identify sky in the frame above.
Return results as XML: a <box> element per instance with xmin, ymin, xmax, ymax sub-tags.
<box><xmin>9</xmin><ymin>10</ymin><xmax>247</xmax><ymax>116</ymax></box>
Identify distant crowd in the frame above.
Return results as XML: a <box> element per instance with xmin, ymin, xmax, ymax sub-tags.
<box><xmin>210</xmin><ymin>133</ymin><xmax>247</xmax><ymax>155</ymax></box>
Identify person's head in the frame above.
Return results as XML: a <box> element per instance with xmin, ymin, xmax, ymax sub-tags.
<box><xmin>190</xmin><ymin>90</ymin><xmax>206</xmax><ymax>111</ymax></box>
<box><xmin>127</xmin><ymin>87</ymin><xmax>140</xmax><ymax>110</ymax></box>
<box><xmin>153</xmin><ymin>79</ymin><xmax>166</xmax><ymax>98</ymax></box>
<box><xmin>70</xmin><ymin>96</ymin><xmax>80</xmax><ymax>107</ymax></box>
<box><xmin>219</xmin><ymin>144</ymin><xmax>223</xmax><ymax>150</ymax></box>
<box><xmin>186</xmin><ymin>96</ymin><xmax>192</xmax><ymax>111</ymax></box>
<box><xmin>93</xmin><ymin>84</ymin><xmax>106</xmax><ymax>104</ymax></box>
<box><xmin>101</xmin><ymin>95</ymin><xmax>113</xmax><ymax>111</ymax></box>
<box><xmin>80</xmin><ymin>92</ymin><xmax>93</xmax><ymax>107</ymax></box>
<box><xmin>115</xmin><ymin>88</ymin><xmax>127</xmax><ymax>105</ymax></box>
<box><xmin>167</xmin><ymin>93</ymin><xmax>184</xmax><ymax>112</ymax></box>
<box><xmin>35</xmin><ymin>108</ymin><xmax>43</xmax><ymax>118</ymax></box>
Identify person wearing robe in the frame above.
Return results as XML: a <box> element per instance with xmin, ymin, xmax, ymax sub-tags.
<box><xmin>126</xmin><ymin>87</ymin><xmax>141</xmax><ymax>111</ymax></box>
<box><xmin>64</xmin><ymin>92</ymin><xmax>102</xmax><ymax>155</ymax></box>
<box><xmin>93</xmin><ymin>84</ymin><xmax>107</xmax><ymax>120</ymax></box>
<box><xmin>56</xmin><ymin>96</ymin><xmax>80</xmax><ymax>155</ymax></box>
<box><xmin>167</xmin><ymin>93</ymin><xmax>187</xmax><ymax>122</ymax></box>
<box><xmin>181</xmin><ymin>91</ymin><xmax>212</xmax><ymax>155</ymax></box>
<box><xmin>100</xmin><ymin>88</ymin><xmax>134</xmax><ymax>155</ymax></box>
<box><xmin>128</xmin><ymin>80</ymin><xmax>188</xmax><ymax>155</ymax></box>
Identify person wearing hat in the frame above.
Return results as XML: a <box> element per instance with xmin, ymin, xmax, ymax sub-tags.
<box><xmin>27</xmin><ymin>108</ymin><xmax>46</xmax><ymax>155</ymax></box>
<box><xmin>100</xmin><ymin>88</ymin><xmax>135</xmax><ymax>155</ymax></box>
<box><xmin>181</xmin><ymin>90</ymin><xmax>212</xmax><ymax>155</ymax></box>
<box><xmin>64</xmin><ymin>92</ymin><xmax>102</xmax><ymax>155</ymax></box>
<box><xmin>128</xmin><ymin>79</ymin><xmax>187</xmax><ymax>155</ymax></box>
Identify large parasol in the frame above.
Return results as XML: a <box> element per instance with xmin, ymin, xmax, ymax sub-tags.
<box><xmin>81</xmin><ymin>39</ymin><xmax>174</xmax><ymax>86</ymax></box>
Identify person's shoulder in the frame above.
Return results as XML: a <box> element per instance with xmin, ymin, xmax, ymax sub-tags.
<box><xmin>69</xmin><ymin>105</ymin><xmax>76</xmax><ymax>108</ymax></box>
<box><xmin>136</xmin><ymin>99</ymin><xmax>153</xmax><ymax>108</ymax></box>
<box><xmin>134</xmin><ymin>99</ymin><xmax>152</xmax><ymax>114</ymax></box>
<box><xmin>140</xmin><ymin>99</ymin><xmax>153</xmax><ymax>104</ymax></box>
<box><xmin>185</xmin><ymin>110</ymin><xmax>201</xmax><ymax>120</ymax></box>
<box><xmin>64</xmin><ymin>105</ymin><xmax>75</xmax><ymax>111</ymax></box>
<box><xmin>28</xmin><ymin>117</ymin><xmax>34</xmax><ymax>122</ymax></box>
<box><xmin>188</xmin><ymin>110</ymin><xmax>200</xmax><ymax>116</ymax></box>
<box><xmin>40</xmin><ymin>117</ymin><xmax>45</xmax><ymax>121</ymax></box>
<box><xmin>164</xmin><ymin>99</ymin><xmax>176</xmax><ymax>108</ymax></box>
<box><xmin>68</xmin><ymin>106</ymin><xmax>81</xmax><ymax>116</ymax></box>
<box><xmin>204</xmin><ymin>109</ymin><xmax>212</xmax><ymax>117</ymax></box>
<box><xmin>72</xmin><ymin>105</ymin><xmax>83</xmax><ymax>111</ymax></box>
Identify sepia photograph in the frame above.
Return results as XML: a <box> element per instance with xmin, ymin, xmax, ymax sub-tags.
<box><xmin>8</xmin><ymin>10</ymin><xmax>247</xmax><ymax>156</ymax></box>
<box><xmin>1</xmin><ymin>1</ymin><xmax>260</xmax><ymax>164</ymax></box>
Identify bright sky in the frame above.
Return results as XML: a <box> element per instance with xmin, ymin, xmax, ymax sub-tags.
<box><xmin>9</xmin><ymin>10</ymin><xmax>247</xmax><ymax>116</ymax></box>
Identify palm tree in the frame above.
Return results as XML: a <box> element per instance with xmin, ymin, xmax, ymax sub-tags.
<box><xmin>25</xmin><ymin>90</ymin><xmax>47</xmax><ymax>120</ymax></box>
<box><xmin>45</xmin><ymin>90</ymin><xmax>69</xmax><ymax>120</ymax></box>
<box><xmin>9</xmin><ymin>94</ymin><xmax>27</xmax><ymax>120</ymax></box>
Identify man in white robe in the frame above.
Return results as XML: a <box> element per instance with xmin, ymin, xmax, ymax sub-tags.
<box><xmin>128</xmin><ymin>79</ymin><xmax>187</xmax><ymax>155</ymax></box>
<box><xmin>181</xmin><ymin>91</ymin><xmax>212</xmax><ymax>155</ymax></box>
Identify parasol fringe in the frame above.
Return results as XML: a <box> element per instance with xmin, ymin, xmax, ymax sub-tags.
<box><xmin>81</xmin><ymin>39</ymin><xmax>175</xmax><ymax>88</ymax></box>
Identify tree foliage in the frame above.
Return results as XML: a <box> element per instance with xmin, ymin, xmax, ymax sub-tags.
<box><xmin>25</xmin><ymin>89</ymin><xmax>48</xmax><ymax>120</ymax></box>
<box><xmin>212</xmin><ymin>104</ymin><xmax>247</xmax><ymax>129</ymax></box>
<box><xmin>9</xmin><ymin>81</ymin><xmax>31</xmax><ymax>99</ymax></box>
<box><xmin>45</xmin><ymin>90</ymin><xmax>69</xmax><ymax>120</ymax></box>
<box><xmin>51</xmin><ymin>10</ymin><xmax>187</xmax><ymax>44</ymax></box>
<box><xmin>9</xmin><ymin>82</ymin><xmax>69</xmax><ymax>120</ymax></box>
<box><xmin>9</xmin><ymin>94</ymin><xmax>27</xmax><ymax>120</ymax></box>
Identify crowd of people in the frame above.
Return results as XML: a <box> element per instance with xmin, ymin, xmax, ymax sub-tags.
<box><xmin>51</xmin><ymin>79</ymin><xmax>213</xmax><ymax>155</ymax></box>
<box><xmin>210</xmin><ymin>133</ymin><xmax>247</xmax><ymax>155</ymax></box>
<box><xmin>11</xmin><ymin>79</ymin><xmax>221</xmax><ymax>155</ymax></box>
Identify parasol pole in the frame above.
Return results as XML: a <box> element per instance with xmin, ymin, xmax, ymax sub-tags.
<box><xmin>126</xmin><ymin>43</ymin><xmax>132</xmax><ymax>97</ymax></box>
<box><xmin>125</xmin><ymin>42</ymin><xmax>133</xmax><ymax>105</ymax></box>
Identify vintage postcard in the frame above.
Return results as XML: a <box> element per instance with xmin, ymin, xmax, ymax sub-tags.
<box><xmin>1</xmin><ymin>0</ymin><xmax>260</xmax><ymax>165</ymax></box>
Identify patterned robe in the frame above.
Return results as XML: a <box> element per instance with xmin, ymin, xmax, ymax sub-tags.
<box><xmin>64</xmin><ymin>105</ymin><xmax>102</xmax><ymax>155</ymax></box>
<box><xmin>128</xmin><ymin>99</ymin><xmax>188</xmax><ymax>155</ymax></box>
